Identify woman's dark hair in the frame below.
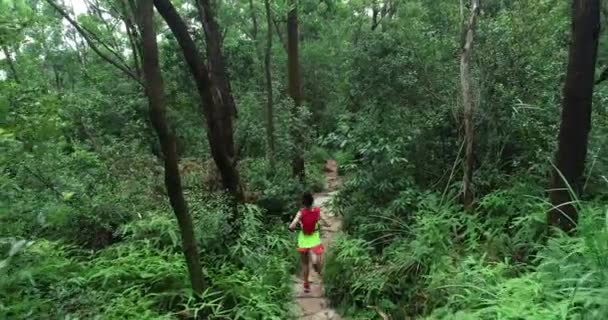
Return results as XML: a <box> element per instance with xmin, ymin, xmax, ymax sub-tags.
<box><xmin>302</xmin><ymin>192</ymin><xmax>314</xmax><ymax>207</ymax></box>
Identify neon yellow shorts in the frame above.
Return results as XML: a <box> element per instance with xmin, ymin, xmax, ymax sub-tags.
<box><xmin>297</xmin><ymin>230</ymin><xmax>323</xmax><ymax>254</ymax></box>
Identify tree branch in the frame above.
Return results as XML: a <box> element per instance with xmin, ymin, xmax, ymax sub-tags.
<box><xmin>118</xmin><ymin>0</ymin><xmax>143</xmax><ymax>78</ymax></box>
<box><xmin>22</xmin><ymin>166</ymin><xmax>63</xmax><ymax>198</ymax></box>
<box><xmin>595</xmin><ymin>65</ymin><xmax>608</xmax><ymax>84</ymax></box>
<box><xmin>68</xmin><ymin>0</ymin><xmax>125</xmax><ymax>65</ymax></box>
<box><xmin>89</xmin><ymin>0</ymin><xmax>122</xmax><ymax>47</ymax></box>
<box><xmin>125</xmin><ymin>21</ymin><xmax>143</xmax><ymax>78</ymax></box>
<box><xmin>44</xmin><ymin>0</ymin><xmax>143</xmax><ymax>86</ymax></box>
<box><xmin>2</xmin><ymin>46</ymin><xmax>20</xmax><ymax>83</ymax></box>
<box><xmin>79</xmin><ymin>21</ymin><xmax>128</xmax><ymax>65</ymax></box>
<box><xmin>272</xmin><ymin>18</ymin><xmax>287</xmax><ymax>53</ymax></box>
<box><xmin>249</xmin><ymin>0</ymin><xmax>258</xmax><ymax>41</ymax></box>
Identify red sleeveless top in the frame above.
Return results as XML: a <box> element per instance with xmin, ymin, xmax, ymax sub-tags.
<box><xmin>300</xmin><ymin>207</ymin><xmax>320</xmax><ymax>235</ymax></box>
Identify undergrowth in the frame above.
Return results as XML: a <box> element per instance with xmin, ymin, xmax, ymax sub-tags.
<box><xmin>324</xmin><ymin>174</ymin><xmax>608</xmax><ymax>319</ymax></box>
<box><xmin>1</xmin><ymin>199</ymin><xmax>297</xmax><ymax>319</ymax></box>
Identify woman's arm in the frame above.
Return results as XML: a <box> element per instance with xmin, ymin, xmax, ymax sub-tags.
<box><xmin>288</xmin><ymin>211</ymin><xmax>302</xmax><ymax>230</ymax></box>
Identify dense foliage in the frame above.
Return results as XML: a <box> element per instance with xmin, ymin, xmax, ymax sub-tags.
<box><xmin>320</xmin><ymin>0</ymin><xmax>608</xmax><ymax>319</ymax></box>
<box><xmin>1</xmin><ymin>0</ymin><xmax>608</xmax><ymax>319</ymax></box>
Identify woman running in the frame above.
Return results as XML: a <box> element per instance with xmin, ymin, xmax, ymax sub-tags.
<box><xmin>288</xmin><ymin>192</ymin><xmax>324</xmax><ymax>293</ymax></box>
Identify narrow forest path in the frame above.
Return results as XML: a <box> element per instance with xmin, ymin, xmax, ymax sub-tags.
<box><xmin>292</xmin><ymin>159</ymin><xmax>343</xmax><ymax>320</ymax></box>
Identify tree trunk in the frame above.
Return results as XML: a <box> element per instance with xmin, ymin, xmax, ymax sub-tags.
<box><xmin>196</xmin><ymin>0</ymin><xmax>238</xmax><ymax>119</ymax></box>
<box><xmin>460</xmin><ymin>0</ymin><xmax>480</xmax><ymax>210</ymax></box>
<box><xmin>549</xmin><ymin>0</ymin><xmax>599</xmax><ymax>233</ymax></box>
<box><xmin>372</xmin><ymin>0</ymin><xmax>379</xmax><ymax>30</ymax></box>
<box><xmin>195</xmin><ymin>0</ymin><xmax>243</xmax><ymax>201</ymax></box>
<box><xmin>154</xmin><ymin>0</ymin><xmax>243</xmax><ymax>202</ymax></box>
<box><xmin>264</xmin><ymin>0</ymin><xmax>277</xmax><ymax>171</ymax></box>
<box><xmin>2</xmin><ymin>46</ymin><xmax>20</xmax><ymax>83</ymax></box>
<box><xmin>287</xmin><ymin>0</ymin><xmax>305</xmax><ymax>181</ymax></box>
<box><xmin>136</xmin><ymin>0</ymin><xmax>205</xmax><ymax>295</ymax></box>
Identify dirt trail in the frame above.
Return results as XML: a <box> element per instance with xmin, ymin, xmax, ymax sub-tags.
<box><xmin>292</xmin><ymin>159</ymin><xmax>343</xmax><ymax>320</ymax></box>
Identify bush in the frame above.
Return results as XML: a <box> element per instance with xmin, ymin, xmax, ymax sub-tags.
<box><xmin>325</xmin><ymin>178</ymin><xmax>608</xmax><ymax>319</ymax></box>
<box><xmin>426</xmin><ymin>204</ymin><xmax>608</xmax><ymax>319</ymax></box>
<box><xmin>323</xmin><ymin>235</ymin><xmax>386</xmax><ymax>309</ymax></box>
<box><xmin>308</xmin><ymin>145</ymin><xmax>331</xmax><ymax>165</ymax></box>
<box><xmin>1</xmin><ymin>201</ymin><xmax>297</xmax><ymax>319</ymax></box>
<box><xmin>242</xmin><ymin>158</ymin><xmax>325</xmax><ymax>221</ymax></box>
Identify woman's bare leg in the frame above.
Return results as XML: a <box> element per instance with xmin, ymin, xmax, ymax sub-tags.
<box><xmin>300</xmin><ymin>251</ymin><xmax>310</xmax><ymax>283</ymax></box>
<box><xmin>312</xmin><ymin>253</ymin><xmax>323</xmax><ymax>275</ymax></box>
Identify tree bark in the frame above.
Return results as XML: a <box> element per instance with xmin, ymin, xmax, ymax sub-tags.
<box><xmin>549</xmin><ymin>0</ymin><xmax>600</xmax><ymax>233</ymax></box>
<box><xmin>136</xmin><ymin>0</ymin><xmax>205</xmax><ymax>295</ymax></box>
<box><xmin>263</xmin><ymin>0</ymin><xmax>277</xmax><ymax>171</ymax></box>
<box><xmin>196</xmin><ymin>0</ymin><xmax>238</xmax><ymax>119</ymax></box>
<box><xmin>153</xmin><ymin>0</ymin><xmax>243</xmax><ymax>202</ymax></box>
<box><xmin>196</xmin><ymin>0</ymin><xmax>243</xmax><ymax>200</ymax></box>
<box><xmin>372</xmin><ymin>0</ymin><xmax>379</xmax><ymax>30</ymax></box>
<box><xmin>2</xmin><ymin>46</ymin><xmax>20</xmax><ymax>83</ymax></box>
<box><xmin>287</xmin><ymin>0</ymin><xmax>305</xmax><ymax>181</ymax></box>
<box><xmin>460</xmin><ymin>0</ymin><xmax>480</xmax><ymax>210</ymax></box>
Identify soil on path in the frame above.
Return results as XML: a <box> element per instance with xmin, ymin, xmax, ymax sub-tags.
<box><xmin>292</xmin><ymin>159</ymin><xmax>343</xmax><ymax>320</ymax></box>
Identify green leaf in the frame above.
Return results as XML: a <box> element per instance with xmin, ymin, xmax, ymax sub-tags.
<box><xmin>62</xmin><ymin>191</ymin><xmax>75</xmax><ymax>201</ymax></box>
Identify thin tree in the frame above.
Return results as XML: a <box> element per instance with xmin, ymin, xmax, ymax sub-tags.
<box><xmin>460</xmin><ymin>0</ymin><xmax>480</xmax><ymax>209</ymax></box>
<box><xmin>154</xmin><ymin>0</ymin><xmax>244</xmax><ymax>202</ymax></box>
<box><xmin>136</xmin><ymin>0</ymin><xmax>204</xmax><ymax>294</ymax></box>
<box><xmin>264</xmin><ymin>0</ymin><xmax>276</xmax><ymax>170</ymax></box>
<box><xmin>248</xmin><ymin>0</ymin><xmax>258</xmax><ymax>40</ymax></box>
<box><xmin>549</xmin><ymin>0</ymin><xmax>600</xmax><ymax>233</ymax></box>
<box><xmin>246</xmin><ymin>0</ymin><xmax>276</xmax><ymax>170</ymax></box>
<box><xmin>287</xmin><ymin>0</ymin><xmax>305</xmax><ymax>181</ymax></box>
<box><xmin>2</xmin><ymin>46</ymin><xmax>19</xmax><ymax>83</ymax></box>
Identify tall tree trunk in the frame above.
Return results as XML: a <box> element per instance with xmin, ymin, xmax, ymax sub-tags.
<box><xmin>287</xmin><ymin>0</ymin><xmax>305</xmax><ymax>181</ymax></box>
<box><xmin>196</xmin><ymin>0</ymin><xmax>238</xmax><ymax>120</ymax></box>
<box><xmin>154</xmin><ymin>0</ymin><xmax>243</xmax><ymax>203</ymax></box>
<box><xmin>460</xmin><ymin>0</ymin><xmax>480</xmax><ymax>210</ymax></box>
<box><xmin>264</xmin><ymin>0</ymin><xmax>276</xmax><ymax>171</ymax></box>
<box><xmin>136</xmin><ymin>0</ymin><xmax>205</xmax><ymax>294</ymax></box>
<box><xmin>549</xmin><ymin>0</ymin><xmax>600</xmax><ymax>233</ymax></box>
<box><xmin>196</xmin><ymin>0</ymin><xmax>243</xmax><ymax>201</ymax></box>
<box><xmin>2</xmin><ymin>46</ymin><xmax>20</xmax><ymax>83</ymax></box>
